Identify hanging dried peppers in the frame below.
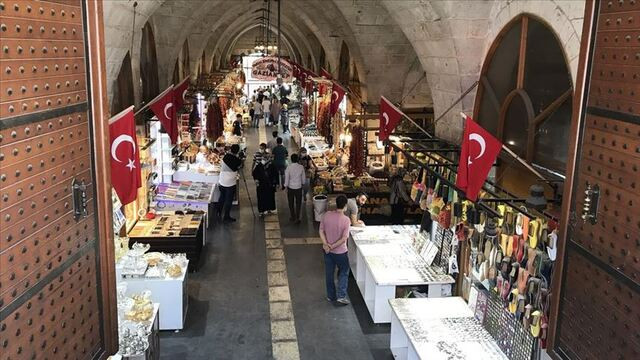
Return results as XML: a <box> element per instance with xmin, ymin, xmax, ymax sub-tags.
<box><xmin>349</xmin><ymin>125</ymin><xmax>365</xmax><ymax>176</ymax></box>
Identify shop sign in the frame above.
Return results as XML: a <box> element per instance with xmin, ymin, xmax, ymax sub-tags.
<box><xmin>251</xmin><ymin>56</ymin><xmax>293</xmax><ymax>81</ymax></box>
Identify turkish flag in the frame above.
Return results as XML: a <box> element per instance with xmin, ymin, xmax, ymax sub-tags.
<box><xmin>109</xmin><ymin>106</ymin><xmax>141</xmax><ymax>205</ymax></box>
<box><xmin>149</xmin><ymin>86</ymin><xmax>177</xmax><ymax>144</ymax></box>
<box><xmin>330</xmin><ymin>83</ymin><xmax>345</xmax><ymax>117</ymax></box>
<box><xmin>173</xmin><ymin>77</ymin><xmax>190</xmax><ymax>110</ymax></box>
<box><xmin>378</xmin><ymin>96</ymin><xmax>403</xmax><ymax>141</ymax></box>
<box><xmin>456</xmin><ymin>115</ymin><xmax>502</xmax><ymax>201</ymax></box>
<box><xmin>321</xmin><ymin>68</ymin><xmax>333</xmax><ymax>80</ymax></box>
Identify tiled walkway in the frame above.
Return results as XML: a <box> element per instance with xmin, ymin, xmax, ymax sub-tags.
<box><xmin>159</xmin><ymin>124</ymin><xmax>392</xmax><ymax>359</ymax></box>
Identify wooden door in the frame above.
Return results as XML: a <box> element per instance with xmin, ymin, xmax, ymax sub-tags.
<box><xmin>0</xmin><ymin>1</ymin><xmax>116</xmax><ymax>359</ymax></box>
<box><xmin>549</xmin><ymin>1</ymin><xmax>640</xmax><ymax>359</ymax></box>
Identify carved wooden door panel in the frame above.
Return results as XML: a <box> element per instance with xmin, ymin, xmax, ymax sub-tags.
<box><xmin>551</xmin><ymin>1</ymin><xmax>640</xmax><ymax>359</ymax></box>
<box><xmin>1</xmin><ymin>1</ymin><xmax>114</xmax><ymax>359</ymax></box>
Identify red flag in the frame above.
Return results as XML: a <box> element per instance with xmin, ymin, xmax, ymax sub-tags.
<box><xmin>320</xmin><ymin>68</ymin><xmax>333</xmax><ymax>80</ymax></box>
<box><xmin>330</xmin><ymin>83</ymin><xmax>345</xmax><ymax>117</ymax></box>
<box><xmin>173</xmin><ymin>77</ymin><xmax>190</xmax><ymax>110</ymax></box>
<box><xmin>378</xmin><ymin>96</ymin><xmax>403</xmax><ymax>141</ymax></box>
<box><xmin>109</xmin><ymin>106</ymin><xmax>141</xmax><ymax>205</ymax></box>
<box><xmin>149</xmin><ymin>86</ymin><xmax>177</xmax><ymax>143</ymax></box>
<box><xmin>455</xmin><ymin>115</ymin><xmax>502</xmax><ymax>201</ymax></box>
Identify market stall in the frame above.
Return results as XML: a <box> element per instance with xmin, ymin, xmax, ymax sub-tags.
<box><xmin>348</xmin><ymin>225</ymin><xmax>455</xmax><ymax>323</ymax></box>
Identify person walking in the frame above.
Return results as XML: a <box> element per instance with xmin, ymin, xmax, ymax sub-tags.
<box><xmin>248</xmin><ymin>100</ymin><xmax>255</xmax><ymax>127</ymax></box>
<box><xmin>284</xmin><ymin>154</ymin><xmax>305</xmax><ymax>223</ymax></box>
<box><xmin>252</xmin><ymin>150</ymin><xmax>277</xmax><ymax>216</ymax></box>
<box><xmin>262</xmin><ymin>96</ymin><xmax>272</xmax><ymax>126</ymax></box>
<box><xmin>320</xmin><ymin>195</ymin><xmax>351</xmax><ymax>305</ymax></box>
<box><xmin>389</xmin><ymin>169</ymin><xmax>411</xmax><ymax>225</ymax></box>
<box><xmin>252</xmin><ymin>98</ymin><xmax>263</xmax><ymax>128</ymax></box>
<box><xmin>280</xmin><ymin>103</ymin><xmax>290</xmax><ymax>134</ymax></box>
<box><xmin>253</xmin><ymin>142</ymin><xmax>269</xmax><ymax>168</ymax></box>
<box><xmin>267</xmin><ymin>131</ymin><xmax>278</xmax><ymax>153</ymax></box>
<box><xmin>271</xmin><ymin>98</ymin><xmax>281</xmax><ymax>127</ymax></box>
<box><xmin>298</xmin><ymin>147</ymin><xmax>312</xmax><ymax>201</ymax></box>
<box><xmin>272</xmin><ymin>137</ymin><xmax>288</xmax><ymax>189</ymax></box>
<box><xmin>232</xmin><ymin>114</ymin><xmax>243</xmax><ymax>136</ymax></box>
<box><xmin>218</xmin><ymin>144</ymin><xmax>242</xmax><ymax>223</ymax></box>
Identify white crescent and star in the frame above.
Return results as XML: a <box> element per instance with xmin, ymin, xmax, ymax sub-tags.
<box><xmin>468</xmin><ymin>133</ymin><xmax>486</xmax><ymax>165</ymax></box>
<box><xmin>332</xmin><ymin>91</ymin><xmax>339</xmax><ymax>102</ymax></box>
<box><xmin>382</xmin><ymin>112</ymin><xmax>390</xmax><ymax>129</ymax></box>
<box><xmin>182</xmin><ymin>89</ymin><xmax>188</xmax><ymax>101</ymax></box>
<box><xmin>111</xmin><ymin>134</ymin><xmax>137</xmax><ymax>171</ymax></box>
<box><xmin>163</xmin><ymin>102</ymin><xmax>173</xmax><ymax>119</ymax></box>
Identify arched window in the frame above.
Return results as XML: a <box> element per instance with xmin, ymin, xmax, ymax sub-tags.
<box><xmin>172</xmin><ymin>59</ymin><xmax>180</xmax><ymax>86</ymax></box>
<box><xmin>338</xmin><ymin>41</ymin><xmax>350</xmax><ymax>86</ymax></box>
<box><xmin>474</xmin><ymin>15</ymin><xmax>572</xmax><ymax>173</ymax></box>
<box><xmin>200</xmin><ymin>50</ymin><xmax>206</xmax><ymax>76</ymax></box>
<box><xmin>111</xmin><ymin>52</ymin><xmax>134</xmax><ymax>116</ymax></box>
<box><xmin>318</xmin><ymin>47</ymin><xmax>326</xmax><ymax>73</ymax></box>
<box><xmin>181</xmin><ymin>40</ymin><xmax>190</xmax><ymax>79</ymax></box>
<box><xmin>140</xmin><ymin>22</ymin><xmax>159</xmax><ymax>104</ymax></box>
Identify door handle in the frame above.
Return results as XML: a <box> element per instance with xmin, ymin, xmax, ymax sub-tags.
<box><xmin>581</xmin><ymin>182</ymin><xmax>599</xmax><ymax>224</ymax></box>
<box><xmin>71</xmin><ymin>178</ymin><xmax>88</xmax><ymax>220</ymax></box>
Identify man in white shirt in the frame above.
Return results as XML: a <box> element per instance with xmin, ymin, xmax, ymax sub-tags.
<box><xmin>262</xmin><ymin>97</ymin><xmax>272</xmax><ymax>126</ymax></box>
<box><xmin>218</xmin><ymin>144</ymin><xmax>242</xmax><ymax>223</ymax></box>
<box><xmin>284</xmin><ymin>153</ymin><xmax>306</xmax><ymax>223</ymax></box>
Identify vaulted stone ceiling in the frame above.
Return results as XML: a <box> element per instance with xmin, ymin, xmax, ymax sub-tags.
<box><xmin>103</xmin><ymin>0</ymin><xmax>584</xmax><ymax>141</ymax></box>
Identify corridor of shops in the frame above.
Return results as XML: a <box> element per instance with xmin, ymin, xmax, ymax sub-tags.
<box><xmin>1</xmin><ymin>1</ymin><xmax>638</xmax><ymax>360</ymax></box>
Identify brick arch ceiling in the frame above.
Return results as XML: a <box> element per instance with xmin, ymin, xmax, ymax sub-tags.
<box><xmin>213</xmin><ymin>17</ymin><xmax>317</xmax><ymax>70</ymax></box>
<box><xmin>196</xmin><ymin>0</ymin><xmax>356</xmax><ymax>74</ymax></box>
<box><xmin>200</xmin><ymin>13</ymin><xmax>318</xmax><ymax>73</ymax></box>
<box><xmin>149</xmin><ymin>0</ymin><xmax>369</xmax><ymax>96</ymax></box>
<box><xmin>221</xmin><ymin>24</ymin><xmax>302</xmax><ymax>64</ymax></box>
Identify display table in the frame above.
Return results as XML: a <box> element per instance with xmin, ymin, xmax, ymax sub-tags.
<box><xmin>152</xmin><ymin>182</ymin><xmax>215</xmax><ymax>228</ymax></box>
<box><xmin>173</xmin><ymin>168</ymin><xmax>220</xmax><ymax>184</ymax></box>
<box><xmin>348</xmin><ymin>226</ymin><xmax>455</xmax><ymax>323</ymax></box>
<box><xmin>128</xmin><ymin>215</ymin><xmax>204</xmax><ymax>270</ymax></box>
<box><xmin>389</xmin><ymin>297</ymin><xmax>507</xmax><ymax>360</ymax></box>
<box><xmin>120</xmin><ymin>266</ymin><xmax>188</xmax><ymax>331</ymax></box>
<box><xmin>118</xmin><ymin>303</ymin><xmax>160</xmax><ymax>359</ymax></box>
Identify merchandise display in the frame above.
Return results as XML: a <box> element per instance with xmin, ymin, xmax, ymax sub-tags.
<box><xmin>389</xmin><ymin>297</ymin><xmax>507</xmax><ymax>360</ymax></box>
<box><xmin>116</xmin><ymin>283</ymin><xmax>160</xmax><ymax>359</ymax></box>
<box><xmin>348</xmin><ymin>225</ymin><xmax>455</xmax><ymax>323</ymax></box>
<box><xmin>128</xmin><ymin>214</ymin><xmax>204</xmax><ymax>270</ymax></box>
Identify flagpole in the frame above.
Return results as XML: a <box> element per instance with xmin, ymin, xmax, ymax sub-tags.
<box><xmin>109</xmin><ymin>105</ymin><xmax>135</xmax><ymax>125</ymax></box>
<box><xmin>134</xmin><ymin>85</ymin><xmax>174</xmax><ymax>117</ymax></box>
<box><xmin>459</xmin><ymin>112</ymin><xmax>547</xmax><ymax>182</ymax></box>
<box><xmin>382</xmin><ymin>95</ymin><xmax>433</xmax><ymax>139</ymax></box>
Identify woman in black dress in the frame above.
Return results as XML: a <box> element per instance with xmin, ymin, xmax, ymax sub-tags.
<box><xmin>252</xmin><ymin>157</ymin><xmax>277</xmax><ymax>215</ymax></box>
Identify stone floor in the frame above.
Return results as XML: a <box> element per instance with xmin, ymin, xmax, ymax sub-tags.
<box><xmin>159</xmin><ymin>124</ymin><xmax>393</xmax><ymax>359</ymax></box>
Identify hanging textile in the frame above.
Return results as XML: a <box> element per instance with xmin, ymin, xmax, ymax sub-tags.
<box><xmin>207</xmin><ymin>97</ymin><xmax>223</xmax><ymax>141</ymax></box>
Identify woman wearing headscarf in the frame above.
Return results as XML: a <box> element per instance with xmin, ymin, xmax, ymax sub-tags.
<box><xmin>252</xmin><ymin>148</ymin><xmax>277</xmax><ymax>216</ymax></box>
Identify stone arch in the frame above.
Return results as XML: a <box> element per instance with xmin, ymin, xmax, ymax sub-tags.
<box><xmin>475</xmin><ymin>13</ymin><xmax>574</xmax><ymax>173</ymax></box>
<box><xmin>486</xmin><ymin>1</ymin><xmax>583</xmax><ymax>86</ymax></box>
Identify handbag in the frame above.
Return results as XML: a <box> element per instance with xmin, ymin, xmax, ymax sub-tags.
<box><xmin>411</xmin><ymin>168</ymin><xmax>426</xmax><ymax>203</ymax></box>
